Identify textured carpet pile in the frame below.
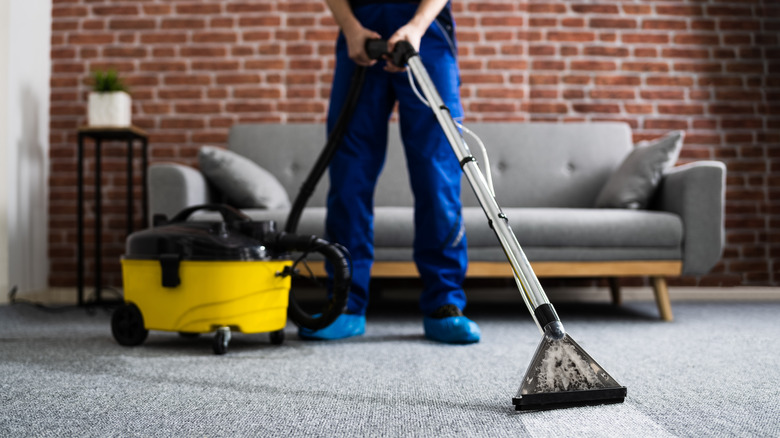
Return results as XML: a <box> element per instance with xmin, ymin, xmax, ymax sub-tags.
<box><xmin>1</xmin><ymin>298</ymin><xmax>778</xmax><ymax>437</ymax></box>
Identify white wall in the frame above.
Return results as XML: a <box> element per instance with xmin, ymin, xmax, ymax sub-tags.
<box><xmin>0</xmin><ymin>0</ymin><xmax>52</xmax><ymax>304</ymax></box>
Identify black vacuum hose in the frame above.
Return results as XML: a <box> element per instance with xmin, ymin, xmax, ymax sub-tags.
<box><xmin>284</xmin><ymin>65</ymin><xmax>367</xmax><ymax>234</ymax></box>
<box><xmin>280</xmin><ymin>39</ymin><xmax>412</xmax><ymax>330</ymax></box>
<box><xmin>271</xmin><ymin>232</ymin><xmax>351</xmax><ymax>331</ymax></box>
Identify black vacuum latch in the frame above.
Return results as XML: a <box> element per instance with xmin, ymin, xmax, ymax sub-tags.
<box><xmin>159</xmin><ymin>254</ymin><xmax>181</xmax><ymax>288</ymax></box>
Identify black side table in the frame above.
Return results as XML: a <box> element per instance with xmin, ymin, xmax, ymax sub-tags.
<box><xmin>77</xmin><ymin>126</ymin><xmax>148</xmax><ymax>306</ymax></box>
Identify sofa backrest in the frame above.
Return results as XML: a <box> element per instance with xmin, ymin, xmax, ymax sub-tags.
<box><xmin>228</xmin><ymin>122</ymin><xmax>633</xmax><ymax>209</ymax></box>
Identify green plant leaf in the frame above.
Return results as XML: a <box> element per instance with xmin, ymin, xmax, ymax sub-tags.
<box><xmin>91</xmin><ymin>69</ymin><xmax>129</xmax><ymax>93</ymax></box>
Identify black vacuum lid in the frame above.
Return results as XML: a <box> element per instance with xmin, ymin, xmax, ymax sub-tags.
<box><xmin>125</xmin><ymin>205</ymin><xmax>274</xmax><ymax>261</ymax></box>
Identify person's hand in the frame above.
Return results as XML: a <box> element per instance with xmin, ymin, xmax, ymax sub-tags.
<box><xmin>343</xmin><ymin>25</ymin><xmax>382</xmax><ymax>67</ymax></box>
<box><xmin>384</xmin><ymin>22</ymin><xmax>425</xmax><ymax>73</ymax></box>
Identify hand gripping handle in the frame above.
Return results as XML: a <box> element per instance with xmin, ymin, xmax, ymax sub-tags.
<box><xmin>364</xmin><ymin>39</ymin><xmax>418</xmax><ymax>66</ymax></box>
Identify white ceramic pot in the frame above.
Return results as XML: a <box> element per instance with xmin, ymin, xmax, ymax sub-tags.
<box><xmin>88</xmin><ymin>91</ymin><xmax>132</xmax><ymax>127</ymax></box>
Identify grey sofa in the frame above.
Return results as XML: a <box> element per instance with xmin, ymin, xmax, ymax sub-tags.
<box><xmin>149</xmin><ymin>122</ymin><xmax>726</xmax><ymax>321</ymax></box>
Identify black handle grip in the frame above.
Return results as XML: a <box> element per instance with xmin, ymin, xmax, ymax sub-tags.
<box><xmin>167</xmin><ymin>204</ymin><xmax>251</xmax><ymax>226</ymax></box>
<box><xmin>365</xmin><ymin>39</ymin><xmax>388</xmax><ymax>60</ymax></box>
<box><xmin>364</xmin><ymin>39</ymin><xmax>417</xmax><ymax>66</ymax></box>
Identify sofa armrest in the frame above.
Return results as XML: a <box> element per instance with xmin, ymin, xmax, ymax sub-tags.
<box><xmin>148</xmin><ymin>163</ymin><xmax>212</xmax><ymax>222</ymax></box>
<box><xmin>654</xmin><ymin>161</ymin><xmax>726</xmax><ymax>275</ymax></box>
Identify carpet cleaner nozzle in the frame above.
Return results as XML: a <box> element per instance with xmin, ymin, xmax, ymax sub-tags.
<box><xmin>367</xmin><ymin>39</ymin><xmax>628</xmax><ymax>412</ymax></box>
<box><xmin>512</xmin><ymin>323</ymin><xmax>627</xmax><ymax>411</ymax></box>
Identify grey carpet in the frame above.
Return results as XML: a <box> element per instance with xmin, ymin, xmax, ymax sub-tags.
<box><xmin>1</xmin><ymin>298</ymin><xmax>778</xmax><ymax>437</ymax></box>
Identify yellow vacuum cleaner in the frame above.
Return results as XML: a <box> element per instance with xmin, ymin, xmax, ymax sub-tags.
<box><xmin>112</xmin><ymin>204</ymin><xmax>350</xmax><ymax>354</ymax></box>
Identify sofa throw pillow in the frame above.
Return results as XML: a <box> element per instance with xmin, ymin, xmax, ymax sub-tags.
<box><xmin>594</xmin><ymin>130</ymin><xmax>684</xmax><ymax>209</ymax></box>
<box><xmin>198</xmin><ymin>146</ymin><xmax>291</xmax><ymax>210</ymax></box>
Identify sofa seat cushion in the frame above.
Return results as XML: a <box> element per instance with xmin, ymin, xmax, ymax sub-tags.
<box><xmin>192</xmin><ymin>207</ymin><xmax>682</xmax><ymax>263</ymax></box>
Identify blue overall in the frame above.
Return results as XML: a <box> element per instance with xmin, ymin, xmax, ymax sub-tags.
<box><xmin>325</xmin><ymin>2</ymin><xmax>467</xmax><ymax>316</ymax></box>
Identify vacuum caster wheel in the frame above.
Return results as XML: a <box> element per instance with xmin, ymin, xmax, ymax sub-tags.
<box><xmin>213</xmin><ymin>327</ymin><xmax>231</xmax><ymax>355</ymax></box>
<box><xmin>270</xmin><ymin>329</ymin><xmax>285</xmax><ymax>345</ymax></box>
<box><xmin>111</xmin><ymin>304</ymin><xmax>148</xmax><ymax>346</ymax></box>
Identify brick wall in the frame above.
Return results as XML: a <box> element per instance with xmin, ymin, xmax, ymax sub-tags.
<box><xmin>48</xmin><ymin>0</ymin><xmax>779</xmax><ymax>289</ymax></box>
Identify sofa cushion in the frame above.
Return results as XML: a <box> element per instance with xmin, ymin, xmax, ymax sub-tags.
<box><xmin>198</xmin><ymin>146</ymin><xmax>291</xmax><ymax>210</ymax></box>
<box><xmin>595</xmin><ymin>131</ymin><xmax>684</xmax><ymax>209</ymax></box>
<box><xmin>193</xmin><ymin>206</ymin><xmax>683</xmax><ymax>262</ymax></box>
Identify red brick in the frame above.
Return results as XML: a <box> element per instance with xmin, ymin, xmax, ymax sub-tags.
<box><xmin>144</xmin><ymin>5</ymin><xmax>172</xmax><ymax>15</ymax></box>
<box><xmin>176</xmin><ymin>3</ymin><xmax>221</xmax><ymax>15</ymax></box>
<box><xmin>674</xmin><ymin>33</ymin><xmax>720</xmax><ymax>45</ymax></box>
<box><xmin>590</xmin><ymin>90</ymin><xmax>635</xmax><ymax>100</ymax></box>
<box><xmin>658</xmin><ymin>104</ymin><xmax>705</xmax><ymax>115</ymax></box>
<box><xmin>596</xmin><ymin>76</ymin><xmax>641</xmax><ymax>86</ymax></box>
<box><xmin>239</xmin><ymin>16</ymin><xmax>282</xmax><ymax>27</ymax></box>
<box><xmin>571</xmin><ymin>60</ymin><xmax>617</xmax><ymax>71</ymax></box>
<box><xmin>216</xmin><ymin>74</ymin><xmax>261</xmax><ymax>85</ymax></box>
<box><xmin>530</xmin><ymin>89</ymin><xmax>557</xmax><ymax>99</ymax></box>
<box><xmin>547</xmin><ymin>31</ymin><xmax>596</xmax><ymax>42</ymax></box>
<box><xmin>192</xmin><ymin>61</ymin><xmax>240</xmax><ymax>71</ymax></box>
<box><xmin>103</xmin><ymin>47</ymin><xmax>147</xmax><ymax>58</ymax></box>
<box><xmin>524</xmin><ymin>103</ymin><xmax>568</xmax><ymax>114</ymax></box>
<box><xmin>140</xmin><ymin>62</ymin><xmax>187</xmax><ymax>72</ymax></box>
<box><xmin>109</xmin><ymin>19</ymin><xmax>155</xmax><ymax>30</ymax></box>
<box><xmin>640</xmin><ymin>90</ymin><xmax>685</xmax><ymax>100</ymax></box>
<box><xmin>469</xmin><ymin>3</ymin><xmax>515</xmax><ymax>12</ymax></box>
<box><xmin>532</xmin><ymin>60</ymin><xmax>565</xmax><ymax>71</ymax></box>
<box><xmin>162</xmin><ymin>19</ymin><xmax>206</xmax><ymax>30</ymax></box>
<box><xmin>141</xmin><ymin>33</ymin><xmax>187</xmax><ymax>44</ymax></box>
<box><xmin>573</xmin><ymin>103</ymin><xmax>621</xmax><ymax>113</ymax></box>
<box><xmin>164</xmin><ymin>75</ymin><xmax>212</xmax><ymax>86</ymax></box>
<box><xmin>92</xmin><ymin>6</ymin><xmax>138</xmax><ymax>16</ymax></box>
<box><xmin>530</xmin><ymin>18</ymin><xmax>557</xmax><ymax>28</ymax></box>
<box><xmin>590</xmin><ymin>18</ymin><xmax>637</xmax><ymax>29</ymax></box>
<box><xmin>656</xmin><ymin>5</ymin><xmax>703</xmax><ymax>16</ymax></box>
<box><xmin>622</xmin><ymin>34</ymin><xmax>669</xmax><ymax>44</ymax></box>
<box><xmin>584</xmin><ymin>46</ymin><xmax>629</xmax><ymax>57</ymax></box>
<box><xmin>224</xmin><ymin>3</ymin><xmax>270</xmax><ymax>13</ymax></box>
<box><xmin>482</xmin><ymin>16</ymin><xmax>524</xmax><ymax>27</ymax></box>
<box><xmin>68</xmin><ymin>34</ymin><xmax>115</xmax><ymax>45</ymax></box>
<box><xmin>193</xmin><ymin>32</ymin><xmax>239</xmax><ymax>44</ymax></box>
<box><xmin>180</xmin><ymin>47</ymin><xmax>228</xmax><ymax>58</ymax></box>
<box><xmin>622</xmin><ymin>62</ymin><xmax>670</xmax><ymax>73</ymax></box>
<box><xmin>572</xmin><ymin>4</ymin><xmax>619</xmax><ymax>14</ymax></box>
<box><xmin>663</xmin><ymin>48</ymin><xmax>710</xmax><ymax>59</ymax></box>
<box><xmin>642</xmin><ymin>20</ymin><xmax>688</xmax><ymax>31</ymax></box>
<box><xmin>52</xmin><ymin>6</ymin><xmax>88</xmax><ymax>17</ymax></box>
<box><xmin>528</xmin><ymin>3</ymin><xmax>565</xmax><ymax>14</ymax></box>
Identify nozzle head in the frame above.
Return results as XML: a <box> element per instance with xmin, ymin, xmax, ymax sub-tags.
<box><xmin>543</xmin><ymin>321</ymin><xmax>566</xmax><ymax>340</ymax></box>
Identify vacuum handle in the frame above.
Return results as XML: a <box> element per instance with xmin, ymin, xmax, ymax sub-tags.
<box><xmin>365</xmin><ymin>39</ymin><xmax>388</xmax><ymax>60</ymax></box>
<box><xmin>167</xmin><ymin>204</ymin><xmax>251</xmax><ymax>226</ymax></box>
<box><xmin>364</xmin><ymin>39</ymin><xmax>417</xmax><ymax>66</ymax></box>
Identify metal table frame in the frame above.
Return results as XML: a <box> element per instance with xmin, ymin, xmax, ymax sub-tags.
<box><xmin>76</xmin><ymin>126</ymin><xmax>148</xmax><ymax>306</ymax></box>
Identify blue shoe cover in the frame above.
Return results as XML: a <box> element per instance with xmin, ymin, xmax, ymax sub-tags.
<box><xmin>298</xmin><ymin>313</ymin><xmax>366</xmax><ymax>340</ymax></box>
<box><xmin>424</xmin><ymin>315</ymin><xmax>481</xmax><ymax>344</ymax></box>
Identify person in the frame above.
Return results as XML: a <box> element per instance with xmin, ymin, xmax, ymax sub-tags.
<box><xmin>299</xmin><ymin>0</ymin><xmax>480</xmax><ymax>344</ymax></box>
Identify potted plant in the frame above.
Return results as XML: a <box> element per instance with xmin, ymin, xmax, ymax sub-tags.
<box><xmin>88</xmin><ymin>69</ymin><xmax>131</xmax><ymax>127</ymax></box>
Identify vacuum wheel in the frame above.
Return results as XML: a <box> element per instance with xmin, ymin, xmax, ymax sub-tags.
<box><xmin>111</xmin><ymin>303</ymin><xmax>149</xmax><ymax>346</ymax></box>
<box><xmin>213</xmin><ymin>327</ymin><xmax>231</xmax><ymax>355</ymax></box>
<box><xmin>269</xmin><ymin>329</ymin><xmax>285</xmax><ymax>345</ymax></box>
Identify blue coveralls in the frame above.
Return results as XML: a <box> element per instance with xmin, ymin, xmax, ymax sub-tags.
<box><xmin>325</xmin><ymin>1</ymin><xmax>467</xmax><ymax>316</ymax></box>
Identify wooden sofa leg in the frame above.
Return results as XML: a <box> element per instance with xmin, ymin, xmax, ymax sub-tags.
<box><xmin>608</xmin><ymin>278</ymin><xmax>622</xmax><ymax>306</ymax></box>
<box><xmin>651</xmin><ymin>276</ymin><xmax>674</xmax><ymax>322</ymax></box>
